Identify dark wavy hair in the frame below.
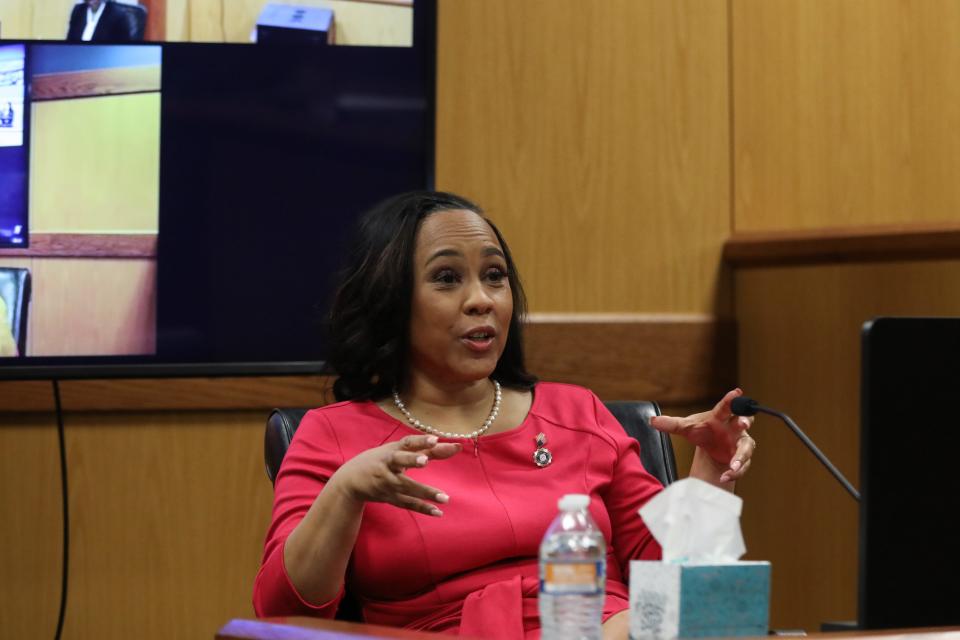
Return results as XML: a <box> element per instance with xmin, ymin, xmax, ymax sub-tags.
<box><xmin>326</xmin><ymin>190</ymin><xmax>537</xmax><ymax>401</ymax></box>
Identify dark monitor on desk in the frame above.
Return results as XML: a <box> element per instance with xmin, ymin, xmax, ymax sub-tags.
<box><xmin>859</xmin><ymin>317</ymin><xmax>960</xmax><ymax>629</ymax></box>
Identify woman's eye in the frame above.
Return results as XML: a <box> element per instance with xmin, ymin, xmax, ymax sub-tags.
<box><xmin>433</xmin><ymin>269</ymin><xmax>459</xmax><ymax>285</ymax></box>
<box><xmin>485</xmin><ymin>268</ymin><xmax>508</xmax><ymax>283</ymax></box>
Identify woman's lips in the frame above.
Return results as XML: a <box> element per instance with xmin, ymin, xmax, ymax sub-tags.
<box><xmin>460</xmin><ymin>336</ymin><xmax>495</xmax><ymax>353</ymax></box>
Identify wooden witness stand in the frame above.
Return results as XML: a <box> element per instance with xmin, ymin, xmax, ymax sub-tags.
<box><xmin>216</xmin><ymin>618</ymin><xmax>960</xmax><ymax>640</ymax></box>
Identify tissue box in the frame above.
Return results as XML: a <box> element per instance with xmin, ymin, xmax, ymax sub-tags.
<box><xmin>629</xmin><ymin>561</ymin><xmax>770</xmax><ymax>639</ymax></box>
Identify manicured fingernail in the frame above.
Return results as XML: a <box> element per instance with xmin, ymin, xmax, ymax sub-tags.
<box><xmin>435</xmin><ymin>492</ymin><xmax>449</xmax><ymax>503</ymax></box>
<box><xmin>430</xmin><ymin>507</ymin><xmax>443</xmax><ymax>517</ymax></box>
<box><xmin>416</xmin><ymin>455</ymin><xmax>428</xmax><ymax>466</ymax></box>
<box><xmin>427</xmin><ymin>436</ymin><xmax>438</xmax><ymax>445</ymax></box>
<box><xmin>731</xmin><ymin>459</ymin><xmax>742</xmax><ymax>471</ymax></box>
<box><xmin>721</xmin><ymin>473</ymin><xmax>731</xmax><ymax>483</ymax></box>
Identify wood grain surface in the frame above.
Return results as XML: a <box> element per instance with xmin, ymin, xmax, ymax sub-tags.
<box><xmin>164</xmin><ymin>0</ymin><xmax>412</xmax><ymax>45</ymax></box>
<box><xmin>526</xmin><ymin>313</ymin><xmax>736</xmax><ymax>405</ymax></box>
<box><xmin>31</xmin><ymin>67</ymin><xmax>162</xmax><ymax>102</ymax></box>
<box><xmin>30</xmin><ymin>93</ymin><xmax>160</xmax><ymax>235</ymax></box>
<box><xmin>141</xmin><ymin>0</ymin><xmax>167</xmax><ymax>41</ymax></box>
<box><xmin>435</xmin><ymin>0</ymin><xmax>732</xmax><ymax>315</ymax></box>
<box><xmin>724</xmin><ymin>222</ymin><xmax>960</xmax><ymax>267</ymax></box>
<box><xmin>22</xmin><ymin>258</ymin><xmax>156</xmax><ymax>357</ymax></box>
<box><xmin>733</xmin><ymin>0</ymin><xmax>960</xmax><ymax>231</ymax></box>
<box><xmin>61</xmin><ymin>410</ymin><xmax>272</xmax><ymax>638</ymax></box>
<box><xmin>0</xmin><ymin>413</ymin><xmax>63</xmax><ymax>639</ymax></box>
<box><xmin>0</xmin><ymin>315</ymin><xmax>732</xmax><ymax>411</ymax></box>
<box><xmin>735</xmin><ymin>259</ymin><xmax>960</xmax><ymax>631</ymax></box>
<box><xmin>0</xmin><ymin>234</ymin><xmax>158</xmax><ymax>259</ymax></box>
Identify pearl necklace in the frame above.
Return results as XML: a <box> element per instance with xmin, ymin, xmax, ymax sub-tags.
<box><xmin>392</xmin><ymin>380</ymin><xmax>502</xmax><ymax>439</ymax></box>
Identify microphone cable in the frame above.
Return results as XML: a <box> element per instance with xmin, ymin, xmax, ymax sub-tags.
<box><xmin>732</xmin><ymin>396</ymin><xmax>860</xmax><ymax>501</ymax></box>
<box><xmin>52</xmin><ymin>379</ymin><xmax>69</xmax><ymax>640</ymax></box>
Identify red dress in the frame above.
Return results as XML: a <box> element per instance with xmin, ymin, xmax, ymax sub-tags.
<box><xmin>253</xmin><ymin>382</ymin><xmax>663</xmax><ymax>637</ymax></box>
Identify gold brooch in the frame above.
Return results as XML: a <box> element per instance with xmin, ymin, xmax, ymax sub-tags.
<box><xmin>533</xmin><ymin>432</ymin><xmax>553</xmax><ymax>468</ymax></box>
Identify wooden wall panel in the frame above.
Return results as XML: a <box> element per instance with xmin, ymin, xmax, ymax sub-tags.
<box><xmin>0</xmin><ymin>0</ymin><xmax>163</xmax><ymax>39</ymax></box>
<box><xmin>163</xmin><ymin>0</ymin><xmax>412</xmax><ymax>45</ymax></box>
<box><xmin>733</xmin><ymin>0</ymin><xmax>960</xmax><ymax>231</ymax></box>
<box><xmin>1</xmin><ymin>256</ymin><xmax>155</xmax><ymax>357</ymax></box>
<box><xmin>0</xmin><ymin>414</ymin><xmax>62</xmax><ymax>639</ymax></box>
<box><xmin>141</xmin><ymin>0</ymin><xmax>166</xmax><ymax>40</ymax></box>
<box><xmin>731</xmin><ymin>3</ymin><xmax>960</xmax><ymax>628</ymax></box>
<box><xmin>61</xmin><ymin>411</ymin><xmax>273</xmax><ymax>639</ymax></box>
<box><xmin>27</xmin><ymin>258</ymin><xmax>156</xmax><ymax>356</ymax></box>
<box><xmin>0</xmin><ymin>0</ymin><xmax>70</xmax><ymax>40</ymax></box>
<box><xmin>436</xmin><ymin>0</ymin><xmax>731</xmax><ymax>314</ymax></box>
<box><xmin>526</xmin><ymin>313</ymin><xmax>736</xmax><ymax>405</ymax></box>
<box><xmin>31</xmin><ymin>93</ymin><xmax>160</xmax><ymax>233</ymax></box>
<box><xmin>735</xmin><ymin>260</ymin><xmax>960</xmax><ymax>631</ymax></box>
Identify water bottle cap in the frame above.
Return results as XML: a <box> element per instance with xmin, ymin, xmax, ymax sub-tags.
<box><xmin>558</xmin><ymin>494</ymin><xmax>590</xmax><ymax>511</ymax></box>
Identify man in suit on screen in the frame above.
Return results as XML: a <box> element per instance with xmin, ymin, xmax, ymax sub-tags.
<box><xmin>66</xmin><ymin>0</ymin><xmax>141</xmax><ymax>42</ymax></box>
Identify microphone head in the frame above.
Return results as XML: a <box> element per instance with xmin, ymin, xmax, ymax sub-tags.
<box><xmin>731</xmin><ymin>396</ymin><xmax>760</xmax><ymax>417</ymax></box>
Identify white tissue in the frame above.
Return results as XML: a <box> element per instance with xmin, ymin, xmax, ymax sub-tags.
<box><xmin>639</xmin><ymin>478</ymin><xmax>746</xmax><ymax>564</ymax></box>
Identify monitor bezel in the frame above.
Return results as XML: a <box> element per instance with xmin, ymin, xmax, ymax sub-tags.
<box><xmin>0</xmin><ymin>0</ymin><xmax>436</xmax><ymax>381</ymax></box>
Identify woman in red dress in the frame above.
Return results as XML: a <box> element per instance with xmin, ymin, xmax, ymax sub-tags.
<box><xmin>253</xmin><ymin>191</ymin><xmax>756</xmax><ymax>638</ymax></box>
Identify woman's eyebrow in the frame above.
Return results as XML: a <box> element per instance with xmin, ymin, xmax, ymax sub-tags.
<box><xmin>425</xmin><ymin>248</ymin><xmax>462</xmax><ymax>265</ymax></box>
<box><xmin>425</xmin><ymin>246</ymin><xmax>504</xmax><ymax>265</ymax></box>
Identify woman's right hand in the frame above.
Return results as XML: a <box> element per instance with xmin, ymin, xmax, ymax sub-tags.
<box><xmin>327</xmin><ymin>434</ymin><xmax>461</xmax><ymax>516</ymax></box>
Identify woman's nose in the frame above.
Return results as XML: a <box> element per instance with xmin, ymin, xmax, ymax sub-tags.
<box><xmin>463</xmin><ymin>280</ymin><xmax>494</xmax><ymax>315</ymax></box>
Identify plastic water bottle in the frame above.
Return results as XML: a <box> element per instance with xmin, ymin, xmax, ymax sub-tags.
<box><xmin>539</xmin><ymin>494</ymin><xmax>606</xmax><ymax>640</ymax></box>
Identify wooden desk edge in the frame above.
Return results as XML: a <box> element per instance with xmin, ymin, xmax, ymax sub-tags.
<box><xmin>217</xmin><ymin>617</ymin><xmax>476</xmax><ymax>639</ymax></box>
<box><xmin>216</xmin><ymin>618</ymin><xmax>960</xmax><ymax>640</ymax></box>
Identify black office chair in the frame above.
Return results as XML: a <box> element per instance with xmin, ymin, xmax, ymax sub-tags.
<box><xmin>114</xmin><ymin>3</ymin><xmax>148</xmax><ymax>41</ymax></box>
<box><xmin>264</xmin><ymin>401</ymin><xmax>677</xmax><ymax>487</ymax></box>
<box><xmin>0</xmin><ymin>267</ymin><xmax>31</xmax><ymax>356</ymax></box>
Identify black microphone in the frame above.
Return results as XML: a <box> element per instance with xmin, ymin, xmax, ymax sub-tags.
<box><xmin>731</xmin><ymin>396</ymin><xmax>861</xmax><ymax>502</ymax></box>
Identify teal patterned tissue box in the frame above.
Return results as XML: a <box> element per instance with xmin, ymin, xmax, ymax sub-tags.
<box><xmin>629</xmin><ymin>561</ymin><xmax>771</xmax><ymax>639</ymax></box>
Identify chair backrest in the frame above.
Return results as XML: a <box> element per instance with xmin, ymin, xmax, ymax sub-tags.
<box><xmin>0</xmin><ymin>267</ymin><xmax>31</xmax><ymax>356</ymax></box>
<box><xmin>264</xmin><ymin>401</ymin><xmax>678</xmax><ymax>487</ymax></box>
<box><xmin>113</xmin><ymin>2</ymin><xmax>148</xmax><ymax>40</ymax></box>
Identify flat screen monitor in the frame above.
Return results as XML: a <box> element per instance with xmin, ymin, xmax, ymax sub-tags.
<box><xmin>0</xmin><ymin>0</ymin><xmax>415</xmax><ymax>47</ymax></box>
<box><xmin>0</xmin><ymin>1</ymin><xmax>435</xmax><ymax>378</ymax></box>
<box><xmin>0</xmin><ymin>43</ymin><xmax>28</xmax><ymax>248</ymax></box>
<box><xmin>859</xmin><ymin>317</ymin><xmax>960</xmax><ymax>629</ymax></box>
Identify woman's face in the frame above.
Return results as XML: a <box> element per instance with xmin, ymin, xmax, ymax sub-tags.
<box><xmin>407</xmin><ymin>209</ymin><xmax>513</xmax><ymax>386</ymax></box>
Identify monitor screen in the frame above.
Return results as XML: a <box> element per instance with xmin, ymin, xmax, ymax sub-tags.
<box><xmin>0</xmin><ymin>43</ymin><xmax>28</xmax><ymax>247</ymax></box>
<box><xmin>0</xmin><ymin>1</ymin><xmax>435</xmax><ymax>378</ymax></box>
<box><xmin>859</xmin><ymin>317</ymin><xmax>960</xmax><ymax>629</ymax></box>
<box><xmin>0</xmin><ymin>0</ymin><xmax>414</xmax><ymax>47</ymax></box>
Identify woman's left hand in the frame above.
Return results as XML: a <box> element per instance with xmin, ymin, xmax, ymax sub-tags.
<box><xmin>649</xmin><ymin>388</ymin><xmax>757</xmax><ymax>483</ymax></box>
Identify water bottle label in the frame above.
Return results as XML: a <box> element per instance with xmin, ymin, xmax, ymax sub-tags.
<box><xmin>540</xmin><ymin>561</ymin><xmax>605</xmax><ymax>595</ymax></box>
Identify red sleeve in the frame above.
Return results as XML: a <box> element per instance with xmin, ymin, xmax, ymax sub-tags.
<box><xmin>253</xmin><ymin>409</ymin><xmax>346</xmax><ymax>618</ymax></box>
<box><xmin>592</xmin><ymin>393</ymin><xmax>664</xmax><ymax>578</ymax></box>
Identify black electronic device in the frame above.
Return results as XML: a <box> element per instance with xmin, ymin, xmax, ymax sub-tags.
<box><xmin>858</xmin><ymin>317</ymin><xmax>960</xmax><ymax>629</ymax></box>
<box><xmin>0</xmin><ymin>0</ymin><xmax>437</xmax><ymax>379</ymax></box>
